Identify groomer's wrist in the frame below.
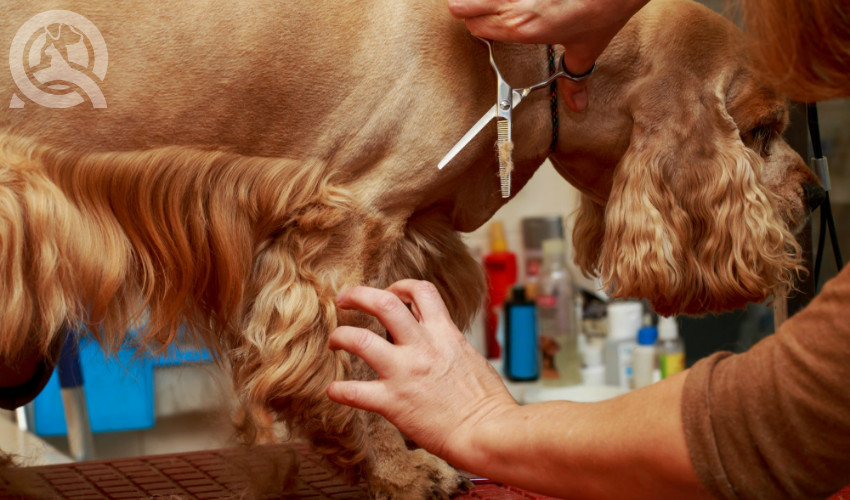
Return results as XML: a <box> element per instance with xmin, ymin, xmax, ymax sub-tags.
<box><xmin>446</xmin><ymin>400</ymin><xmax>520</xmax><ymax>475</ymax></box>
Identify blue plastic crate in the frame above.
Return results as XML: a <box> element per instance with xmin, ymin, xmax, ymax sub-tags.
<box><xmin>31</xmin><ymin>335</ymin><xmax>212</xmax><ymax>437</ymax></box>
<box><xmin>154</xmin><ymin>342</ymin><xmax>213</xmax><ymax>367</ymax></box>
<box><xmin>32</xmin><ymin>336</ymin><xmax>154</xmax><ymax>436</ymax></box>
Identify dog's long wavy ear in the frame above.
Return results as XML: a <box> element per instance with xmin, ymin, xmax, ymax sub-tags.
<box><xmin>572</xmin><ymin>193</ymin><xmax>606</xmax><ymax>279</ymax></box>
<box><xmin>597</xmin><ymin>82</ymin><xmax>801</xmax><ymax>316</ymax></box>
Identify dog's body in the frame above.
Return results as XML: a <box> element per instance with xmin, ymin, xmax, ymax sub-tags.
<box><xmin>0</xmin><ymin>0</ymin><xmax>821</xmax><ymax>497</ymax></box>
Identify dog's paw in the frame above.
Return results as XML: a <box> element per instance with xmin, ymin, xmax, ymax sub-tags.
<box><xmin>414</xmin><ymin>449</ymin><xmax>474</xmax><ymax>500</ymax></box>
<box><xmin>368</xmin><ymin>448</ymin><xmax>471</xmax><ymax>500</ymax></box>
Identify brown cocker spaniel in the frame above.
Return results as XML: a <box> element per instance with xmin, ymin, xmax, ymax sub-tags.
<box><xmin>0</xmin><ymin>0</ymin><xmax>821</xmax><ymax>497</ymax></box>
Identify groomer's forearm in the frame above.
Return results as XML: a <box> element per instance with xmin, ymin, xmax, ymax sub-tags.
<box><xmin>459</xmin><ymin>372</ymin><xmax>712</xmax><ymax>499</ymax></box>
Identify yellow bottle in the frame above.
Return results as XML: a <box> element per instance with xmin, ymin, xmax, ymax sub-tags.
<box><xmin>658</xmin><ymin>316</ymin><xmax>685</xmax><ymax>379</ymax></box>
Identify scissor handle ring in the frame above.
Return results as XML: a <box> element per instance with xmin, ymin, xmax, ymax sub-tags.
<box><xmin>560</xmin><ymin>56</ymin><xmax>597</xmax><ymax>82</ymax></box>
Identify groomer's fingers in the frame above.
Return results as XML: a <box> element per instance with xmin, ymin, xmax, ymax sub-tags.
<box><xmin>328</xmin><ymin>325</ymin><xmax>397</xmax><ymax>376</ymax></box>
<box><xmin>462</xmin><ymin>16</ymin><xmax>537</xmax><ymax>44</ymax></box>
<box><xmin>446</xmin><ymin>0</ymin><xmax>500</xmax><ymax>19</ymax></box>
<box><xmin>336</xmin><ymin>286</ymin><xmax>421</xmax><ymax>344</ymax></box>
<box><xmin>449</xmin><ymin>0</ymin><xmax>545</xmax><ymax>44</ymax></box>
<box><xmin>385</xmin><ymin>280</ymin><xmax>453</xmax><ymax>328</ymax></box>
<box><xmin>326</xmin><ymin>380</ymin><xmax>391</xmax><ymax>415</ymax></box>
<box><xmin>559</xmin><ymin>47</ymin><xmax>599</xmax><ymax>113</ymax></box>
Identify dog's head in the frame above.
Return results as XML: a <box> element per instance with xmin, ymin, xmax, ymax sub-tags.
<box><xmin>551</xmin><ymin>0</ymin><xmax>823</xmax><ymax>316</ymax></box>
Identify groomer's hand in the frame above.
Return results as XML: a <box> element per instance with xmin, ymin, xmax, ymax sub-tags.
<box><xmin>447</xmin><ymin>0</ymin><xmax>649</xmax><ymax>111</ymax></box>
<box><xmin>326</xmin><ymin>280</ymin><xmax>517</xmax><ymax>467</ymax></box>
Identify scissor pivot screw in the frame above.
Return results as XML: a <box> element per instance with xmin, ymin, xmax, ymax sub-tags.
<box><xmin>499</xmin><ymin>100</ymin><xmax>511</xmax><ymax>110</ymax></box>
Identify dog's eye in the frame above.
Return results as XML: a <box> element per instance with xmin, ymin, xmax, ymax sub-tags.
<box><xmin>744</xmin><ymin>125</ymin><xmax>775</xmax><ymax>157</ymax></box>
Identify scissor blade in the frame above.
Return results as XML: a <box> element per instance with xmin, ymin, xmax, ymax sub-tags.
<box><xmin>437</xmin><ymin>104</ymin><xmax>498</xmax><ymax>170</ymax></box>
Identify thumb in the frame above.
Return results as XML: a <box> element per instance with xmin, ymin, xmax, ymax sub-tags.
<box><xmin>557</xmin><ymin>47</ymin><xmax>598</xmax><ymax>113</ymax></box>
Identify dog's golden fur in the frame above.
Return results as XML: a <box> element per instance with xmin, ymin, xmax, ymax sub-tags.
<box><xmin>0</xmin><ymin>0</ymin><xmax>822</xmax><ymax>497</ymax></box>
<box><xmin>0</xmin><ymin>132</ymin><xmax>486</xmax><ymax>495</ymax></box>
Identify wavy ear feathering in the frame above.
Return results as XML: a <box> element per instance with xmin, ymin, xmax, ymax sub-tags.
<box><xmin>574</xmin><ymin>83</ymin><xmax>803</xmax><ymax>316</ymax></box>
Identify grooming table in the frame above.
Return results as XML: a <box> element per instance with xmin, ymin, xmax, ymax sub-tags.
<box><xmin>9</xmin><ymin>443</ymin><xmax>848</xmax><ymax>499</ymax></box>
<box><xmin>0</xmin><ymin>442</ymin><xmax>560</xmax><ymax>499</ymax></box>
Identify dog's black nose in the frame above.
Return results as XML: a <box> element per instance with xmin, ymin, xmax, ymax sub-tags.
<box><xmin>804</xmin><ymin>183</ymin><xmax>826</xmax><ymax>212</ymax></box>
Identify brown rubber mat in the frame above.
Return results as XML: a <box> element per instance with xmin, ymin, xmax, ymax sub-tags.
<box><xmin>9</xmin><ymin>444</ymin><xmax>848</xmax><ymax>500</ymax></box>
<box><xmin>0</xmin><ymin>442</ymin><xmax>560</xmax><ymax>499</ymax></box>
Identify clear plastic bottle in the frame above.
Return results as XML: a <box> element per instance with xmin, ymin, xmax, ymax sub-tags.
<box><xmin>536</xmin><ymin>238</ymin><xmax>581</xmax><ymax>386</ymax></box>
<box><xmin>657</xmin><ymin>316</ymin><xmax>686</xmax><ymax>379</ymax></box>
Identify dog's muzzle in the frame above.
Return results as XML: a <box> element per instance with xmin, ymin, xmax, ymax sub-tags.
<box><xmin>804</xmin><ymin>183</ymin><xmax>826</xmax><ymax>212</ymax></box>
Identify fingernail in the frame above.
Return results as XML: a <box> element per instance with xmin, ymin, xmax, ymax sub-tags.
<box><xmin>326</xmin><ymin>382</ymin><xmax>338</xmax><ymax>397</ymax></box>
<box><xmin>336</xmin><ymin>290</ymin><xmax>348</xmax><ymax>303</ymax></box>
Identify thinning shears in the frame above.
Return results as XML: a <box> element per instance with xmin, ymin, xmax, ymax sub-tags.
<box><xmin>437</xmin><ymin>37</ymin><xmax>595</xmax><ymax>198</ymax></box>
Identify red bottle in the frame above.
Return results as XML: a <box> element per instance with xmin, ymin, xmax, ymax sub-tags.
<box><xmin>483</xmin><ymin>221</ymin><xmax>517</xmax><ymax>359</ymax></box>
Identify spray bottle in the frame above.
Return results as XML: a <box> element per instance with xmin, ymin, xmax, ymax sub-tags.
<box><xmin>483</xmin><ymin>221</ymin><xmax>517</xmax><ymax>359</ymax></box>
<box><xmin>536</xmin><ymin>238</ymin><xmax>581</xmax><ymax>386</ymax></box>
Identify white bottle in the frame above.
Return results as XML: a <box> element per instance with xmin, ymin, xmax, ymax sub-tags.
<box><xmin>632</xmin><ymin>326</ymin><xmax>658</xmax><ymax>389</ymax></box>
<box><xmin>604</xmin><ymin>301</ymin><xmax>642</xmax><ymax>389</ymax></box>
<box><xmin>536</xmin><ymin>238</ymin><xmax>581</xmax><ymax>386</ymax></box>
<box><xmin>580</xmin><ymin>335</ymin><xmax>606</xmax><ymax>386</ymax></box>
<box><xmin>658</xmin><ymin>316</ymin><xmax>686</xmax><ymax>379</ymax></box>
